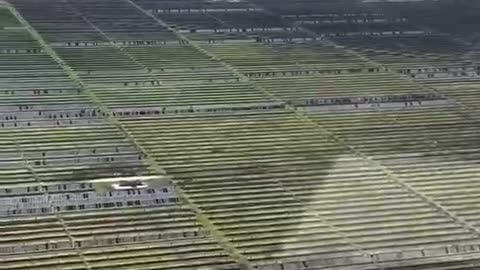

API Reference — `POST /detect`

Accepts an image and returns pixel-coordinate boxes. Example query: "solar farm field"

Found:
[2,0,480,269]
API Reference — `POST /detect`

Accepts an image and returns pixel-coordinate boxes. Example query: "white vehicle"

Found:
[111,180,148,190]
[86,175,168,190]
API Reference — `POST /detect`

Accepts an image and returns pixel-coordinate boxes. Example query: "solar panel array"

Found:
[2,0,480,269]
